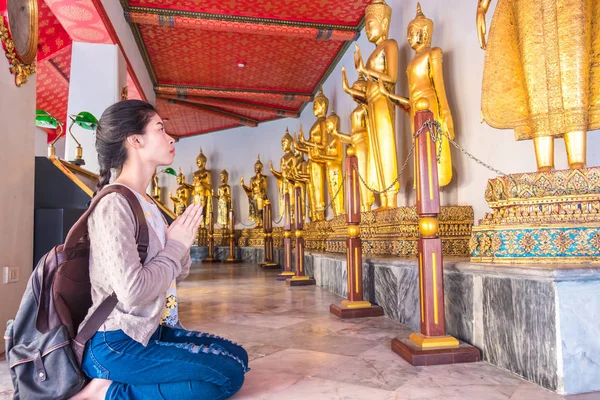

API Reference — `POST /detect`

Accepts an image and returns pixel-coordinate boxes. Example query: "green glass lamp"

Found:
[152,167,177,199]
[68,111,98,166]
[36,110,64,158]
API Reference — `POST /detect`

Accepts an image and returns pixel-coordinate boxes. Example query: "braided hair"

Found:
[95,100,157,195]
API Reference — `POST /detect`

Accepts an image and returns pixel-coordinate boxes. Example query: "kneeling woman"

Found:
[73,100,248,400]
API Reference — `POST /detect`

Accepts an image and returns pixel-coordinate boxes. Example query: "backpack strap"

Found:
[69,185,150,346]
[64,185,149,262]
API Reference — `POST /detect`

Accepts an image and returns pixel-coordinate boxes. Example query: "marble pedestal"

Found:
[190,246,266,264]
[303,251,600,396]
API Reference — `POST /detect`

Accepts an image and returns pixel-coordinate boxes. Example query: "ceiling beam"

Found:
[166,99,259,127]
[158,94,300,118]
[124,8,360,41]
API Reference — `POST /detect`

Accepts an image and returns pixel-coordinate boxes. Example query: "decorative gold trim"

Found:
[0,14,35,86]
[409,333,459,349]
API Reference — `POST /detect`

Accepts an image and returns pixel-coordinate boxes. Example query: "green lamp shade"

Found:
[163,167,177,176]
[35,110,58,129]
[71,112,99,130]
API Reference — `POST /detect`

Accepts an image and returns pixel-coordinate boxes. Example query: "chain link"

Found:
[238,220,257,228]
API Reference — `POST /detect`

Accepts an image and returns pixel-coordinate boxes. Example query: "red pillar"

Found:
[391,99,480,365]
[261,200,279,268]
[330,147,383,318]
[277,191,295,280]
[287,184,315,286]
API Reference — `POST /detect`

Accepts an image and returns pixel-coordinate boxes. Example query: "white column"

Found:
[66,42,127,173]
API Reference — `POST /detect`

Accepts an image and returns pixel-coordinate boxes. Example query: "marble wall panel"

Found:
[320,257,347,298]
[374,265,400,321]
[556,280,600,395]
[239,247,264,264]
[395,266,420,331]
[304,254,314,278]
[482,276,558,391]
[190,246,207,263]
[444,271,474,343]
[362,262,376,304]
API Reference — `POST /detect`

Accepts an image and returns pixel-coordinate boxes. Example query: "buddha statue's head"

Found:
[196,148,207,169]
[220,169,229,184]
[313,87,329,118]
[177,168,185,185]
[407,3,433,51]
[254,155,263,174]
[365,0,392,44]
[282,128,293,152]
[325,110,340,134]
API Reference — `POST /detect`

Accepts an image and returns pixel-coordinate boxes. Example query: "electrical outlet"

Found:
[3,267,19,284]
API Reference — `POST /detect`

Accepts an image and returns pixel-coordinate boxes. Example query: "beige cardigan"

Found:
[80,191,191,346]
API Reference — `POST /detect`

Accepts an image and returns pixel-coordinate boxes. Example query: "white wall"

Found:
[65,43,127,173]
[166,0,600,226]
[101,0,156,104]
[0,62,36,350]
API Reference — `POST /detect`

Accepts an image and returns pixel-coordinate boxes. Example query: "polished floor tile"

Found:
[1,262,597,400]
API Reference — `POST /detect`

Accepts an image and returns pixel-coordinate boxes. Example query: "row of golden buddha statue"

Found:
[166,149,269,229]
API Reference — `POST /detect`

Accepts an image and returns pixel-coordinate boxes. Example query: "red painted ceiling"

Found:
[121,0,368,138]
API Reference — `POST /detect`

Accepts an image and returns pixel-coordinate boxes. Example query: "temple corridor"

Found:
[2,262,592,400]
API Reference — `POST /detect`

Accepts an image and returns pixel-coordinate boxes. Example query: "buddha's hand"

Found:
[341,66,351,93]
[354,44,365,74]
[477,0,490,50]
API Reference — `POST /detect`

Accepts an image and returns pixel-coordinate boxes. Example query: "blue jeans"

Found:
[81,326,249,400]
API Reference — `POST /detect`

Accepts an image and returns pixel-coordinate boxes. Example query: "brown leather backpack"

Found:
[4,185,149,399]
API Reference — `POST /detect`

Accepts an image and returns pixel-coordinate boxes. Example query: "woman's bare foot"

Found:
[69,378,112,400]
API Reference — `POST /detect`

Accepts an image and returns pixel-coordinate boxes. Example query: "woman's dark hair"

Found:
[95,100,157,194]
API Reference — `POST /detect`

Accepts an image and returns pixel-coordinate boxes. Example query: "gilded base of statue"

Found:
[238,227,265,247]
[391,336,481,367]
[470,167,600,264]
[285,276,316,286]
[306,206,474,258]
[329,302,384,319]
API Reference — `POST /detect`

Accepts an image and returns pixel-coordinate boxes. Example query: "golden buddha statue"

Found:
[151,172,161,200]
[295,88,328,221]
[477,0,600,171]
[378,3,454,187]
[241,155,269,226]
[338,73,375,210]
[292,143,310,222]
[270,128,297,221]
[216,169,232,227]
[170,169,192,216]
[192,148,212,227]
[351,0,399,208]
[298,111,345,216]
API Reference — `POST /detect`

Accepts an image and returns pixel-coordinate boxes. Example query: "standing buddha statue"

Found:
[477,0,600,171]
[192,148,212,227]
[241,155,269,227]
[352,0,399,208]
[292,142,311,222]
[297,111,345,216]
[270,128,297,222]
[295,88,328,221]
[338,73,375,210]
[378,3,454,186]
[169,168,192,216]
[216,169,232,227]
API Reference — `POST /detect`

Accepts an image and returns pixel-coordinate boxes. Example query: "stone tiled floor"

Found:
[2,262,599,399]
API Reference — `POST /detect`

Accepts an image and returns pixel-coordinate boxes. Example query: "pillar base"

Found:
[202,257,219,263]
[277,271,295,281]
[285,276,316,286]
[391,335,480,367]
[224,258,242,263]
[329,302,384,319]
[260,262,280,269]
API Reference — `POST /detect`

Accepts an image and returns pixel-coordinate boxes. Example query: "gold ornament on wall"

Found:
[0,0,38,86]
